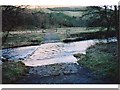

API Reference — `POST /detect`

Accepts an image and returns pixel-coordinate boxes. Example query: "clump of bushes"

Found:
[2,61,29,83]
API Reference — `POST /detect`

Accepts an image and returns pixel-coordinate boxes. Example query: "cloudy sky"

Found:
[0,0,119,6]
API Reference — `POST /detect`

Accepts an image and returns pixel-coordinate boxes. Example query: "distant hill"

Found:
[47,6,86,11]
[28,6,86,17]
[47,7,87,17]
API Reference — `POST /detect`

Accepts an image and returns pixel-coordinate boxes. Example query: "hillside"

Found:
[47,6,86,17]
[29,6,86,17]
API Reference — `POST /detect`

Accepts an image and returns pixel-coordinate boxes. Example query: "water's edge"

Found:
[1,37,117,66]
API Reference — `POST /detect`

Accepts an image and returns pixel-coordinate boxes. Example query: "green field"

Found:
[47,7,86,17]
[3,31,44,48]
[56,27,101,40]
[2,27,101,48]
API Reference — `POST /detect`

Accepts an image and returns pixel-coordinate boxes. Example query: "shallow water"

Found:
[2,37,117,66]
[23,40,96,66]
[2,46,40,60]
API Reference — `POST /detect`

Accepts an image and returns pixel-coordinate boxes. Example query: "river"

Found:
[1,37,117,66]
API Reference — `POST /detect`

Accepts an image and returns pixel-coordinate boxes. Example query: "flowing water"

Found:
[1,37,117,66]
[2,46,40,60]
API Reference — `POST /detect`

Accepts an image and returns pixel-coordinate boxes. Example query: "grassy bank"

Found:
[2,61,29,83]
[2,27,100,48]
[2,27,116,48]
[56,27,102,41]
[74,42,118,79]
[63,30,116,43]
[2,31,44,48]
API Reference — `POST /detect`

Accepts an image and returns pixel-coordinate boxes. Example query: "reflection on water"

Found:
[2,38,117,66]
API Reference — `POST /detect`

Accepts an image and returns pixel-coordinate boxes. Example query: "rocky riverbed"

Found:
[16,63,112,84]
[29,63,78,77]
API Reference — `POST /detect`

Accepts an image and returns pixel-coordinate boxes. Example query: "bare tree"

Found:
[81,5,118,41]
[2,5,24,43]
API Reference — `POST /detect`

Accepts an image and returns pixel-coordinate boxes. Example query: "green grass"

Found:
[7,27,99,46]
[2,27,104,48]
[2,61,29,83]
[47,7,86,17]
[3,31,44,48]
[76,42,118,78]
[61,11,83,17]
[56,27,101,41]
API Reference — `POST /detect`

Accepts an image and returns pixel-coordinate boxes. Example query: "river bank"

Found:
[2,27,116,48]
[63,30,116,43]
[3,61,114,84]
[2,32,44,49]
[74,42,118,82]
[2,61,29,84]
[2,40,118,83]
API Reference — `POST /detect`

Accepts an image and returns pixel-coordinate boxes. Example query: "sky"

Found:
[0,0,120,7]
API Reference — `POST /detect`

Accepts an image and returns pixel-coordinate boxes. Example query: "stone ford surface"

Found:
[22,40,97,66]
[29,63,78,77]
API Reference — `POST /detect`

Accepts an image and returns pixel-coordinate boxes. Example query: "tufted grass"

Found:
[76,42,118,78]
[2,61,29,83]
